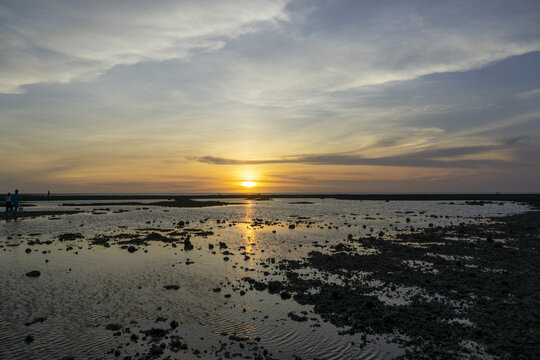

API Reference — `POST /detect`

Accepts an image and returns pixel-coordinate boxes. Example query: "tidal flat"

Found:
[1,196,538,359]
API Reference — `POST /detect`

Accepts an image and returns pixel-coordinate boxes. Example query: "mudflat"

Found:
[0,196,538,359]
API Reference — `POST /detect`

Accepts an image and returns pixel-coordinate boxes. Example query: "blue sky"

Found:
[1,0,539,193]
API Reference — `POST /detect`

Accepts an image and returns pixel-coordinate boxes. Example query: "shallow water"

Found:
[0,199,529,359]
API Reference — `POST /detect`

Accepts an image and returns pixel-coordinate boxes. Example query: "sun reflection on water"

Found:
[243,201,256,256]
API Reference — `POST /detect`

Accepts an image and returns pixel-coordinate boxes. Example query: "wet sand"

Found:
[3,210,83,220]
[256,210,540,359]
[0,197,538,359]
[59,198,231,208]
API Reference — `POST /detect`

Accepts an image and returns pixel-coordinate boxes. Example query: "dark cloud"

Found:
[197,141,528,169]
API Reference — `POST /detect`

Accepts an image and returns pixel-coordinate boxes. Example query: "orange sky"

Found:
[1,1,540,193]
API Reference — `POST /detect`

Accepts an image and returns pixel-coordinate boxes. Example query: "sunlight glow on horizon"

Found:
[241,181,257,188]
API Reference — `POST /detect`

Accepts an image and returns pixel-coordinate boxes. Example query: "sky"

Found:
[1,0,540,194]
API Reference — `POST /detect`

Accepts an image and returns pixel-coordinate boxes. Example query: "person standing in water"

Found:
[5,192,13,217]
[12,189,20,214]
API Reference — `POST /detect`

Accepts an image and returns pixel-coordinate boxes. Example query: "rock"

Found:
[170,320,179,329]
[267,281,282,294]
[145,232,170,242]
[219,242,228,249]
[58,233,84,241]
[141,328,169,340]
[24,335,34,343]
[127,246,137,253]
[332,243,351,252]
[24,317,47,326]
[253,282,267,291]
[106,324,122,331]
[331,289,344,299]
[25,271,41,277]
[148,344,164,357]
[184,237,193,251]
[280,292,292,300]
[287,312,308,322]
[25,248,31,253]
[164,284,180,290]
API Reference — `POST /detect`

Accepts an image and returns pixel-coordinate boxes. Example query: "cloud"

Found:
[516,88,540,100]
[210,1,540,108]
[198,154,510,168]
[3,0,540,99]
[0,0,289,93]
[197,139,529,169]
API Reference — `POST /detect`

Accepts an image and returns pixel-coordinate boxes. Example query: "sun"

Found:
[241,181,257,188]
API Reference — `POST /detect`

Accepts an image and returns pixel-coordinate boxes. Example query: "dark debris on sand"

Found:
[11,194,540,359]
[25,270,41,277]
[153,197,230,208]
[58,233,84,241]
[100,321,278,360]
[242,210,540,359]
[87,227,214,252]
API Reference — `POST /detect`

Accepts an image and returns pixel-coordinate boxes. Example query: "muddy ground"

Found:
[5,198,539,359]
[244,210,540,359]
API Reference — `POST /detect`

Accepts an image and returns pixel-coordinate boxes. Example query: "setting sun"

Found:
[241,181,257,188]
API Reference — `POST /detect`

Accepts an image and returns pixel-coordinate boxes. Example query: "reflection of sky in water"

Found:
[243,201,256,255]
[0,199,530,359]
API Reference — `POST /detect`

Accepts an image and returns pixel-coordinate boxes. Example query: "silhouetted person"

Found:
[5,192,13,217]
[12,189,20,214]
[48,190,50,196]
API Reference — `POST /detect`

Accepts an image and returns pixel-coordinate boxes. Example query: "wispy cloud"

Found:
[515,88,540,100]
[197,140,527,169]
[0,0,289,93]
[197,155,511,168]
[2,0,540,100]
